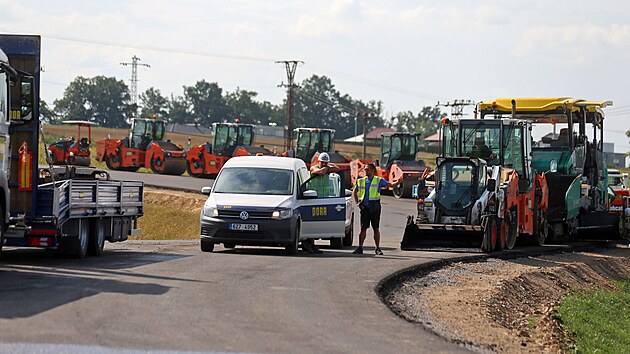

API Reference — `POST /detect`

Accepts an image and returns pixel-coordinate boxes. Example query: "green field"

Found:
[554,280,630,353]
[134,203,200,240]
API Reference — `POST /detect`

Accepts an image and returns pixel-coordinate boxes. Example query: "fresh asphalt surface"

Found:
[0,170,477,353]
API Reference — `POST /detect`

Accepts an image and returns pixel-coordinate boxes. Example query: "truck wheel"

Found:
[88,219,105,256]
[330,237,343,249]
[343,215,354,247]
[201,240,215,252]
[285,222,300,255]
[66,219,89,258]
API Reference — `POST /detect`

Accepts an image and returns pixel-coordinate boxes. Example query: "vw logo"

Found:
[239,211,249,220]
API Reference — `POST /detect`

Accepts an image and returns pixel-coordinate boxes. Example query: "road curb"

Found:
[375,242,611,350]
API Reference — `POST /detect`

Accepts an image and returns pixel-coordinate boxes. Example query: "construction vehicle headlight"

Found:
[271,209,292,220]
[550,159,558,172]
[203,205,219,217]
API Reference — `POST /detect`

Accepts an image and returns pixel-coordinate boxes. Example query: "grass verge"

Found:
[133,203,200,240]
[554,279,630,353]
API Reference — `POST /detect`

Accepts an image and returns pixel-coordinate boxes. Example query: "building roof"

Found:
[423,132,440,142]
[166,123,212,136]
[365,127,395,139]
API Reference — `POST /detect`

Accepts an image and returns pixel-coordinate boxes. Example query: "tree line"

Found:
[42,74,445,139]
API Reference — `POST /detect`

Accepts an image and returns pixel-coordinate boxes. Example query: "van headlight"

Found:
[271,209,292,220]
[203,204,218,217]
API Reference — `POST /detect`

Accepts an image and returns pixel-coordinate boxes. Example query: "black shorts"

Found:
[360,203,381,229]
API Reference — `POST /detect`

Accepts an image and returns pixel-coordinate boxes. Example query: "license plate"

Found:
[229,223,258,231]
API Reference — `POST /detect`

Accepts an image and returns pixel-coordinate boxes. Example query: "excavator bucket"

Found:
[400,215,485,251]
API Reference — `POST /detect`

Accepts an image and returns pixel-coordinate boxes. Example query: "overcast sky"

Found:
[1,0,629,153]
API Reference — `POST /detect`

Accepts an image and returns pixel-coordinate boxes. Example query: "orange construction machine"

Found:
[46,120,97,166]
[185,122,273,178]
[96,117,186,175]
[293,128,365,187]
[350,132,431,198]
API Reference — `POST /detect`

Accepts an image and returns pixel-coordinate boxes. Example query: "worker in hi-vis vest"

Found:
[352,163,401,255]
[305,152,340,254]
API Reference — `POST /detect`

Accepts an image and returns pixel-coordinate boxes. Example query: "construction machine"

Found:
[184,122,273,178]
[351,132,431,198]
[608,169,629,214]
[293,127,361,187]
[96,117,186,175]
[46,120,97,166]
[401,115,548,252]
[476,98,615,240]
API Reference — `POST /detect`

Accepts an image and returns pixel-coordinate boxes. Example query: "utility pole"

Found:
[121,55,151,118]
[276,60,302,152]
[359,112,378,159]
[437,99,475,119]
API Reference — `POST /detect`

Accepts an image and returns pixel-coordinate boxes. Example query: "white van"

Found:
[200,156,354,254]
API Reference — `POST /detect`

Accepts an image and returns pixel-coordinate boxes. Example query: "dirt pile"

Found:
[144,188,207,213]
[385,249,630,353]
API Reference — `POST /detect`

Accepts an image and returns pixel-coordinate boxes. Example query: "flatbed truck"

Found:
[0,34,143,258]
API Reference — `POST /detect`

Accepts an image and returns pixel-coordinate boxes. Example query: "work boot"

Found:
[352,247,363,254]
[301,241,314,254]
[375,248,383,255]
[312,244,323,254]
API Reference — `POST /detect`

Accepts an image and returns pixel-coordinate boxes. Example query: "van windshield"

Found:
[213,167,294,195]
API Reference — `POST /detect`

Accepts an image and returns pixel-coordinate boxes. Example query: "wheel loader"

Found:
[402,111,549,252]
[96,117,186,175]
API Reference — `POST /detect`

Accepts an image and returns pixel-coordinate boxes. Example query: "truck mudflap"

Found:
[400,215,485,251]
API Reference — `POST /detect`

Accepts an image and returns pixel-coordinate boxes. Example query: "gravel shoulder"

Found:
[383,248,630,353]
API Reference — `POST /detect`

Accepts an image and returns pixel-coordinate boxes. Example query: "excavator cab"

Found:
[295,128,334,163]
[212,123,255,156]
[379,132,418,170]
[129,118,165,150]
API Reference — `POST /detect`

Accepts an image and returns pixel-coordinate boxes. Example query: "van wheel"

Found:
[343,215,354,247]
[285,222,300,255]
[201,240,215,252]
[88,219,105,256]
[330,237,343,249]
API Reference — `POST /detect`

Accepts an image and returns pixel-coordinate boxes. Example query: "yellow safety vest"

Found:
[356,176,382,203]
[308,174,331,198]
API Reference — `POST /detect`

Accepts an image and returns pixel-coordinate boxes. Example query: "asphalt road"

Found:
[0,170,473,353]
[107,170,214,192]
